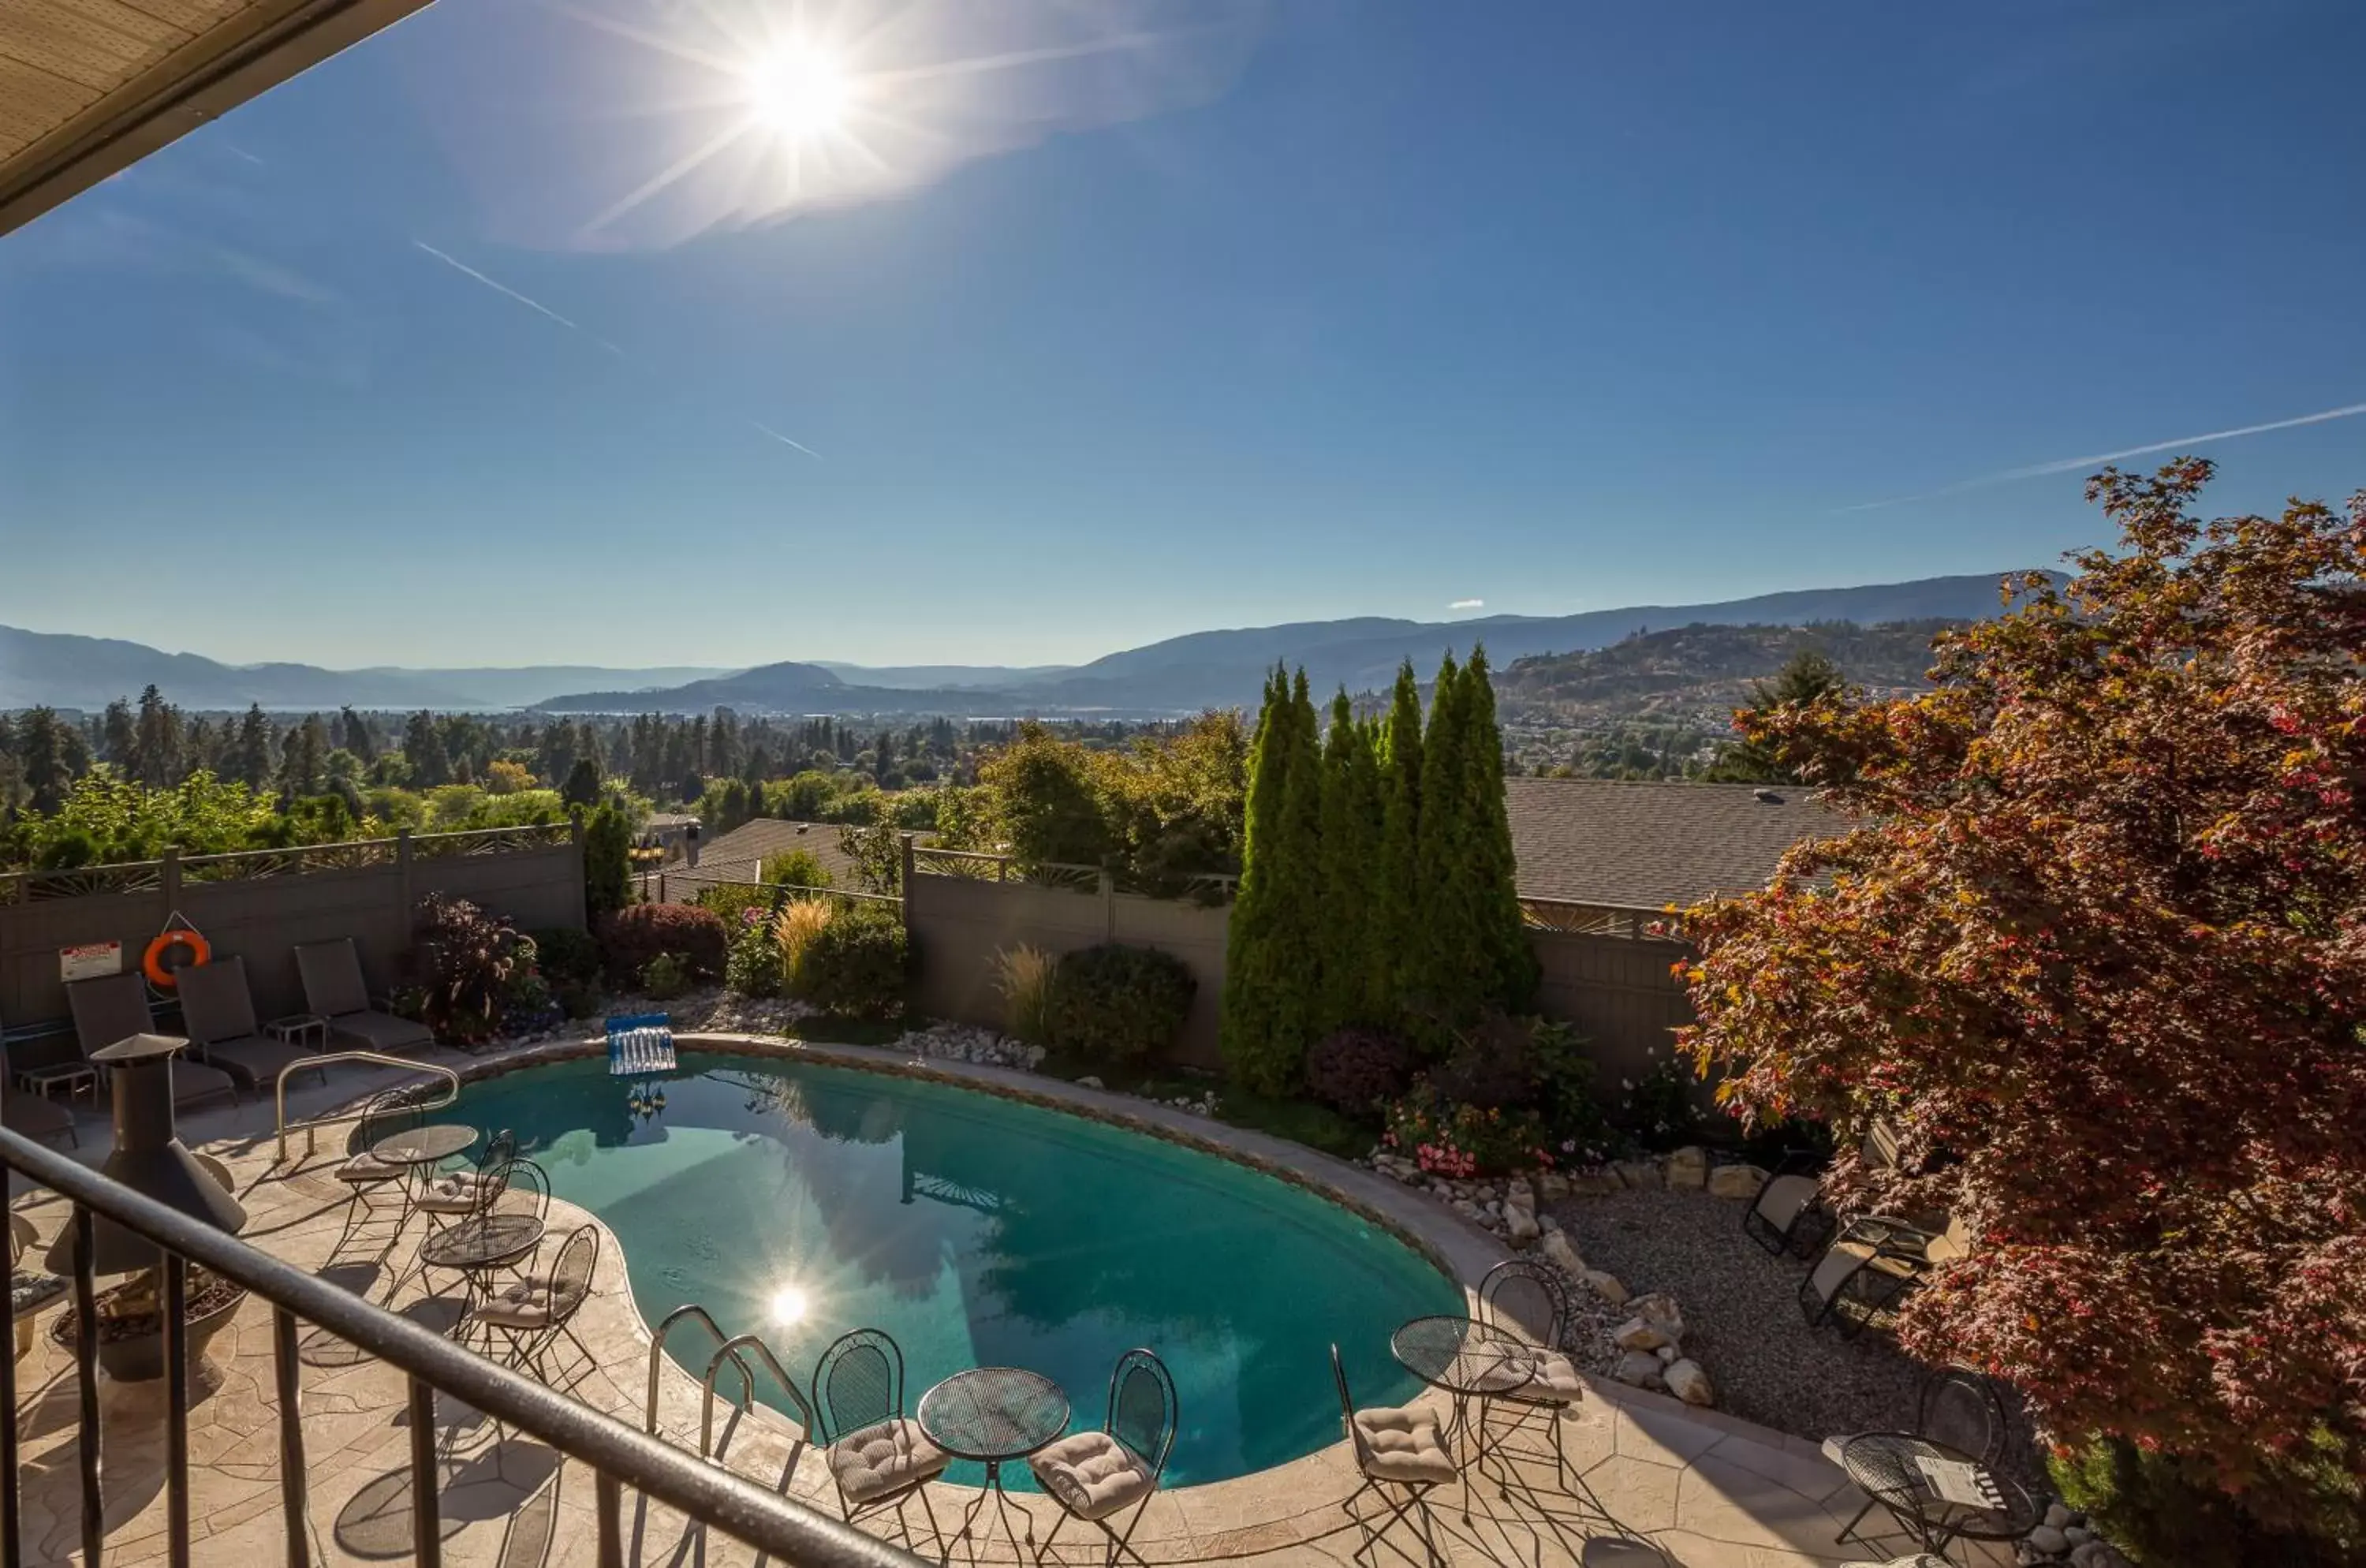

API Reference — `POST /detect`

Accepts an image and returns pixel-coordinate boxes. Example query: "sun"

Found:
[743,45,855,138]
[769,1285,810,1327]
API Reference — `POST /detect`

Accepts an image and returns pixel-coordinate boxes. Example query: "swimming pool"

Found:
[453,1053,1461,1487]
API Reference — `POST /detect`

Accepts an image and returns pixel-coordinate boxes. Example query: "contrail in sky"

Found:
[411,241,627,358]
[410,239,822,459]
[1838,400,2366,513]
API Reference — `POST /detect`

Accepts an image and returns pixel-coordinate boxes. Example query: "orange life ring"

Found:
[143,928,211,988]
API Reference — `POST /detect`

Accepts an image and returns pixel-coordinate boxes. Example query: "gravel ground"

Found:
[1547,1184,1931,1447]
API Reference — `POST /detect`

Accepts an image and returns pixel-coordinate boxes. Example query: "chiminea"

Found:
[45,1034,250,1380]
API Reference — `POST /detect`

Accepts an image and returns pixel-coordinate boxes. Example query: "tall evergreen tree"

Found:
[129,685,183,786]
[1705,647,1852,783]
[100,699,136,767]
[235,705,274,790]
[1411,652,1480,1020]
[1462,646,1537,1007]
[1317,689,1385,1032]
[1375,661,1424,1015]
[338,707,378,763]
[20,707,72,812]
[403,711,450,786]
[1222,668,1300,1092]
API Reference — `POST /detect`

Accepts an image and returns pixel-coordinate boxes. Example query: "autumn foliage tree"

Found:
[1677,461,2366,1539]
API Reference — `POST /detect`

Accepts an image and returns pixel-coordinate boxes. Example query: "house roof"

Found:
[0,0,435,236]
[1505,778,1849,910]
[658,817,931,901]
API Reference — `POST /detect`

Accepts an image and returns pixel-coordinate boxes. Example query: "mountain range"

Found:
[2,570,2028,717]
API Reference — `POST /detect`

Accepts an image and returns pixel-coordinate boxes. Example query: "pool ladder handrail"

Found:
[700,1333,817,1462]
[274,1052,463,1163]
[647,1304,753,1435]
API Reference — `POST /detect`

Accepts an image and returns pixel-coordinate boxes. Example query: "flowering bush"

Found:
[412,893,528,1046]
[724,920,786,998]
[1383,1078,1551,1177]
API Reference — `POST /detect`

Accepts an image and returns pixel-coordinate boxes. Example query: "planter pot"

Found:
[50,1273,247,1382]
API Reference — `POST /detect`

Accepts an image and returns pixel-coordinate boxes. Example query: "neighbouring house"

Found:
[652,818,935,902]
[636,813,703,865]
[1505,778,1848,931]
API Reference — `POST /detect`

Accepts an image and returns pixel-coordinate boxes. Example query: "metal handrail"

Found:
[700,1332,819,1461]
[648,1304,752,1433]
[0,1124,922,1568]
[274,1051,461,1163]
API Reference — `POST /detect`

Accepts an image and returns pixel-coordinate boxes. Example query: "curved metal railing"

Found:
[647,1304,752,1433]
[700,1332,818,1461]
[274,1051,461,1163]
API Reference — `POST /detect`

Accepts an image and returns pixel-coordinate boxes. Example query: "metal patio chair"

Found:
[1333,1342,1456,1567]
[809,1327,948,1549]
[1801,1214,1965,1338]
[412,1129,518,1241]
[1741,1148,1838,1258]
[1030,1347,1177,1567]
[465,1223,599,1383]
[1475,1256,1585,1488]
[330,1086,433,1220]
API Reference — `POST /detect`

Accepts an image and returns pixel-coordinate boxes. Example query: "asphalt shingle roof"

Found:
[1505,778,1849,909]
[661,818,882,899]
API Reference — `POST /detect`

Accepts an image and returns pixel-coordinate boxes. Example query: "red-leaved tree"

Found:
[1678,460,2366,1499]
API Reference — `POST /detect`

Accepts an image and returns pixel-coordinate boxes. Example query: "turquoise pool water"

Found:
[454,1055,1461,1487]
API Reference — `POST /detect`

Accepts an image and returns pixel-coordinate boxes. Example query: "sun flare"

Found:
[743,45,855,138]
[769,1285,810,1326]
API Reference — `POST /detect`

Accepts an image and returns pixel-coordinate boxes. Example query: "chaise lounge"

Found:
[66,973,237,1112]
[294,939,434,1054]
[178,956,327,1092]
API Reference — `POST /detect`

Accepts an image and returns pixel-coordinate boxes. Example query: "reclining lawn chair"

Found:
[1801,1214,1967,1338]
[66,973,237,1112]
[293,939,433,1054]
[178,956,326,1092]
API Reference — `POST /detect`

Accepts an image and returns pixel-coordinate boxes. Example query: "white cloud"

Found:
[1449,599,1484,610]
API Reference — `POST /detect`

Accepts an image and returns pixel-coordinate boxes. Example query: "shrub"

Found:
[1381,1081,1551,1178]
[2049,1431,2364,1568]
[528,926,603,988]
[763,849,833,889]
[1044,944,1196,1063]
[1304,1026,1414,1115]
[695,881,790,928]
[640,952,689,1001]
[789,904,909,1019]
[1614,1057,1704,1151]
[554,980,603,1021]
[772,899,834,978]
[725,922,786,998]
[600,902,726,985]
[411,893,527,1046]
[993,945,1056,1043]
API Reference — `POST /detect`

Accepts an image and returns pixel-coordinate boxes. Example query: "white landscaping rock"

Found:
[1537,1231,1585,1278]
[1583,1269,1629,1306]
[2026,1526,2070,1556]
[2043,1503,2072,1531]
[1611,1317,1670,1352]
[1663,1358,1715,1406]
[1506,1208,1541,1244]
[1610,1351,1663,1390]
[1707,1162,1768,1200]
[1611,1159,1663,1190]
[1075,1076,1104,1089]
[1664,1146,1708,1189]
[1565,1169,1623,1196]
[1628,1292,1685,1341]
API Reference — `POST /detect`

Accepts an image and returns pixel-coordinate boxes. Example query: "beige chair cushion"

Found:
[1504,1348,1584,1406]
[1352,1406,1457,1485]
[828,1419,949,1506]
[414,1172,491,1213]
[333,1152,402,1187]
[1029,1431,1155,1521]
[469,1275,584,1331]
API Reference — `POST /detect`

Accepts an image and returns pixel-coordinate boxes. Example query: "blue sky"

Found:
[3,0,2362,670]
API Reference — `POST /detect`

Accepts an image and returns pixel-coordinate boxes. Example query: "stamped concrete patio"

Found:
[5,1036,2001,1567]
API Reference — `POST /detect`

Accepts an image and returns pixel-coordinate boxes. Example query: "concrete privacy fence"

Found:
[0,823,587,1060]
[899,842,1697,1088]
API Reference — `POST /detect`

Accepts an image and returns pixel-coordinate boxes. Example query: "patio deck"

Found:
[3,1042,2006,1567]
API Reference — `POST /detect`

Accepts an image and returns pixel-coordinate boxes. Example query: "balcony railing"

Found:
[0,1124,923,1568]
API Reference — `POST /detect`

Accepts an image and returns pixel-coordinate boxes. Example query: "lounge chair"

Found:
[1801,1214,1967,1337]
[178,956,326,1093]
[1333,1342,1456,1566]
[1475,1257,1586,1488]
[1,1085,76,1148]
[464,1223,597,1382]
[293,939,433,1054]
[65,973,237,1112]
[1031,1348,1177,1568]
[810,1327,948,1548]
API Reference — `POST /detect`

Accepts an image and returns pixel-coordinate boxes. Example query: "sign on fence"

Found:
[57,940,123,983]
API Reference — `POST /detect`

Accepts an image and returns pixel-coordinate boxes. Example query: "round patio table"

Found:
[1391,1315,1539,1519]
[370,1123,478,1168]
[1834,1432,2037,1556]
[418,1212,545,1342]
[917,1367,1069,1559]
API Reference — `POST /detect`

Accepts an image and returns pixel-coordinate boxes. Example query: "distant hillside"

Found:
[0,625,732,711]
[1498,618,1956,727]
[812,661,1073,690]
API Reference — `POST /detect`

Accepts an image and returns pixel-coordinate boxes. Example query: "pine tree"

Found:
[235,705,274,790]
[1222,669,1292,1089]
[1267,670,1327,1068]
[403,711,450,787]
[1375,661,1424,1016]
[1462,646,1537,1008]
[1317,689,1384,1032]
[100,699,135,767]
[20,707,71,812]
[1414,651,1484,1023]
